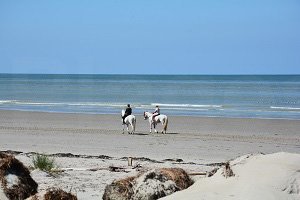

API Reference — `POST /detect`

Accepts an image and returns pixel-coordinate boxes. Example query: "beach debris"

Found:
[132,163,142,170]
[0,150,23,155]
[0,152,38,200]
[109,166,128,173]
[128,157,133,166]
[188,172,207,176]
[50,165,134,173]
[222,162,235,178]
[103,168,194,200]
[206,168,219,177]
[121,156,163,164]
[48,153,112,160]
[163,158,184,163]
[206,161,226,167]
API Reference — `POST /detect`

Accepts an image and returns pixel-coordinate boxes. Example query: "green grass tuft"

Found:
[32,153,55,172]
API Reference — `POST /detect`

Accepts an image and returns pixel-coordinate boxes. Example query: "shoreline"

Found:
[1,102,300,120]
[1,108,300,121]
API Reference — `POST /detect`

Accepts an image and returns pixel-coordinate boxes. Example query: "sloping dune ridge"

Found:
[162,152,300,200]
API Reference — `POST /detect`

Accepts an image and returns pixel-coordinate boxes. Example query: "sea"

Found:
[0,74,299,119]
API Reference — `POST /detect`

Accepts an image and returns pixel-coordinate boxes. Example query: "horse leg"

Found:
[154,122,158,133]
[149,121,152,133]
[129,123,133,134]
[131,118,136,134]
[132,118,136,134]
[122,124,125,134]
[127,124,130,134]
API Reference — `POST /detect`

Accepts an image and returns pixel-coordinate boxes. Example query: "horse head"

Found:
[143,111,148,120]
[121,109,125,117]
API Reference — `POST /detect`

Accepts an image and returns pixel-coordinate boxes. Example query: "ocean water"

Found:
[0,74,299,119]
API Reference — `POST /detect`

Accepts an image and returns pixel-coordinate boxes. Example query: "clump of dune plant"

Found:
[32,153,55,172]
[44,188,78,200]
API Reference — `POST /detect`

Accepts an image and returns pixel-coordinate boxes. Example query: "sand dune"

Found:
[163,152,300,200]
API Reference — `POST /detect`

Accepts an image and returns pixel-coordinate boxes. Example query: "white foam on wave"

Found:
[136,106,209,111]
[270,106,300,111]
[151,103,222,108]
[15,102,65,106]
[0,100,126,107]
[0,100,18,104]
[67,102,125,107]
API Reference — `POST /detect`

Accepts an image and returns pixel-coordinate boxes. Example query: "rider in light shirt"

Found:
[152,105,160,121]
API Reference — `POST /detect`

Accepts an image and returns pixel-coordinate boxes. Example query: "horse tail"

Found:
[133,117,136,132]
[163,117,168,133]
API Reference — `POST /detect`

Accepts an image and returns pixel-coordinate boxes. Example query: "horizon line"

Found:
[0,73,299,76]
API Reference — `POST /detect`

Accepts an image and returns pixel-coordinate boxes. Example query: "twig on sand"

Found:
[188,172,207,176]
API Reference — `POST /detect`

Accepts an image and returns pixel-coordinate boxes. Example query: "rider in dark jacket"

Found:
[122,104,132,124]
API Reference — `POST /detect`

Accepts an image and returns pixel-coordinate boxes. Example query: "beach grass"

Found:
[32,154,55,172]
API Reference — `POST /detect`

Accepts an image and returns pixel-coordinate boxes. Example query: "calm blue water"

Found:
[0,74,299,119]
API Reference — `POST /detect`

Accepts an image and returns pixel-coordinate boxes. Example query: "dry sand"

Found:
[0,110,299,199]
[163,152,300,200]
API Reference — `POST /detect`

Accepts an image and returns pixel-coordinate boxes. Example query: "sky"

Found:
[0,0,299,74]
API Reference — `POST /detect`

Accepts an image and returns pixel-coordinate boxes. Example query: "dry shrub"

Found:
[0,153,38,200]
[103,176,135,200]
[159,168,194,190]
[222,162,235,178]
[44,188,77,200]
[103,168,193,200]
[132,169,179,200]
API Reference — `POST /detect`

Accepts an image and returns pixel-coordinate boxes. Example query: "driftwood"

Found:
[188,172,207,176]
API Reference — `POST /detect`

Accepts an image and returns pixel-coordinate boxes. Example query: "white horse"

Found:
[143,111,168,134]
[121,110,136,134]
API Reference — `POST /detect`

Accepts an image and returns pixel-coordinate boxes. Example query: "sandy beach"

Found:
[1,110,300,199]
